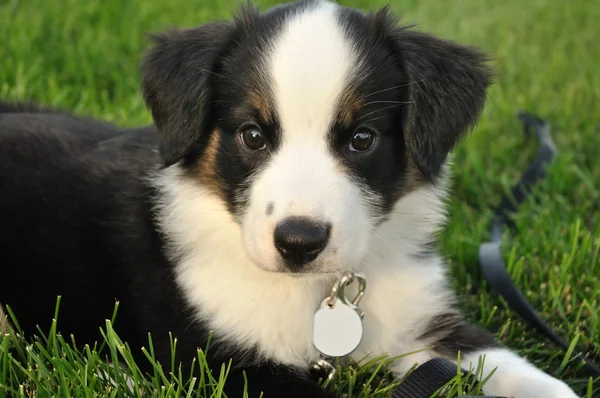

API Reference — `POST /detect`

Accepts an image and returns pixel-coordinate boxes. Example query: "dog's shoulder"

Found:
[0,101,55,114]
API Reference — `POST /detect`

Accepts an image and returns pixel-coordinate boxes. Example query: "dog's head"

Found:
[142,0,491,275]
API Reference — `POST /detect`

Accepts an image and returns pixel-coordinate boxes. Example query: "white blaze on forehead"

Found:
[268,0,359,140]
[242,1,372,273]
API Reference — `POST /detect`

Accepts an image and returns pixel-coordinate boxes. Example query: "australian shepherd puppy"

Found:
[0,1,578,397]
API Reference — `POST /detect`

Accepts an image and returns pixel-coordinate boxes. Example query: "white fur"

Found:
[150,1,579,397]
[269,0,358,135]
[462,349,579,398]
[241,0,372,273]
[153,165,327,367]
[152,162,449,369]
[152,2,452,369]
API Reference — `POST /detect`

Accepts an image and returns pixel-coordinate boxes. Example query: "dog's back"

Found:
[0,103,158,346]
[0,102,49,114]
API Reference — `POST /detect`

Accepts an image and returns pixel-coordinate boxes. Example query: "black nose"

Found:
[274,217,331,268]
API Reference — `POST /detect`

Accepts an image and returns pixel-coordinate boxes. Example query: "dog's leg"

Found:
[461,347,578,398]
[423,312,579,398]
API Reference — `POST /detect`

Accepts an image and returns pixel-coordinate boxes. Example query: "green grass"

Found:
[1,0,599,396]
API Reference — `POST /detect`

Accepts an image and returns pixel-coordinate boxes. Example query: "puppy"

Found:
[0,1,578,397]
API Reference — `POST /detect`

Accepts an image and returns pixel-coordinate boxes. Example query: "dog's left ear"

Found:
[140,21,235,167]
[373,9,493,179]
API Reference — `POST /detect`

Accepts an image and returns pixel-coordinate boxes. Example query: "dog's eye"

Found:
[349,130,376,152]
[240,126,266,151]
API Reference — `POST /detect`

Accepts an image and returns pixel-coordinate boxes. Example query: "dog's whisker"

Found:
[197,68,247,90]
[361,100,414,108]
[361,80,426,99]
[356,104,405,122]
[360,116,385,125]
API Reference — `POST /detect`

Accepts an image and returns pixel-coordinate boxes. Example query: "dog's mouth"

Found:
[254,257,342,277]
[279,267,321,276]
[272,263,334,276]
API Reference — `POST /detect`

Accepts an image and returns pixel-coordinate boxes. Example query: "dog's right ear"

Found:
[368,7,492,180]
[140,21,234,167]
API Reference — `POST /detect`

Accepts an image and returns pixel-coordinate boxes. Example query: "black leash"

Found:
[393,112,599,398]
[478,111,600,376]
[391,357,502,398]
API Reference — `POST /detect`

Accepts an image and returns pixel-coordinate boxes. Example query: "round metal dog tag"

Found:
[313,297,364,358]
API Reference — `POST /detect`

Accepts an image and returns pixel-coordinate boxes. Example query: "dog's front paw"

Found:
[482,367,579,398]
[464,349,579,398]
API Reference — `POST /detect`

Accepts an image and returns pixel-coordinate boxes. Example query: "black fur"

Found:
[141,20,234,168]
[369,7,492,180]
[141,2,316,216]
[0,2,493,397]
[0,108,332,397]
[330,6,413,215]
[334,5,491,214]
[141,1,490,220]
[266,202,275,216]
[420,312,501,358]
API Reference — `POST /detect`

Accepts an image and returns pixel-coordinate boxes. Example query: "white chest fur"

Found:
[152,167,581,398]
[173,243,450,370]
[151,166,451,369]
[176,252,327,366]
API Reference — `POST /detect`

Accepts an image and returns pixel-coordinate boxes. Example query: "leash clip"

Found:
[325,271,367,316]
